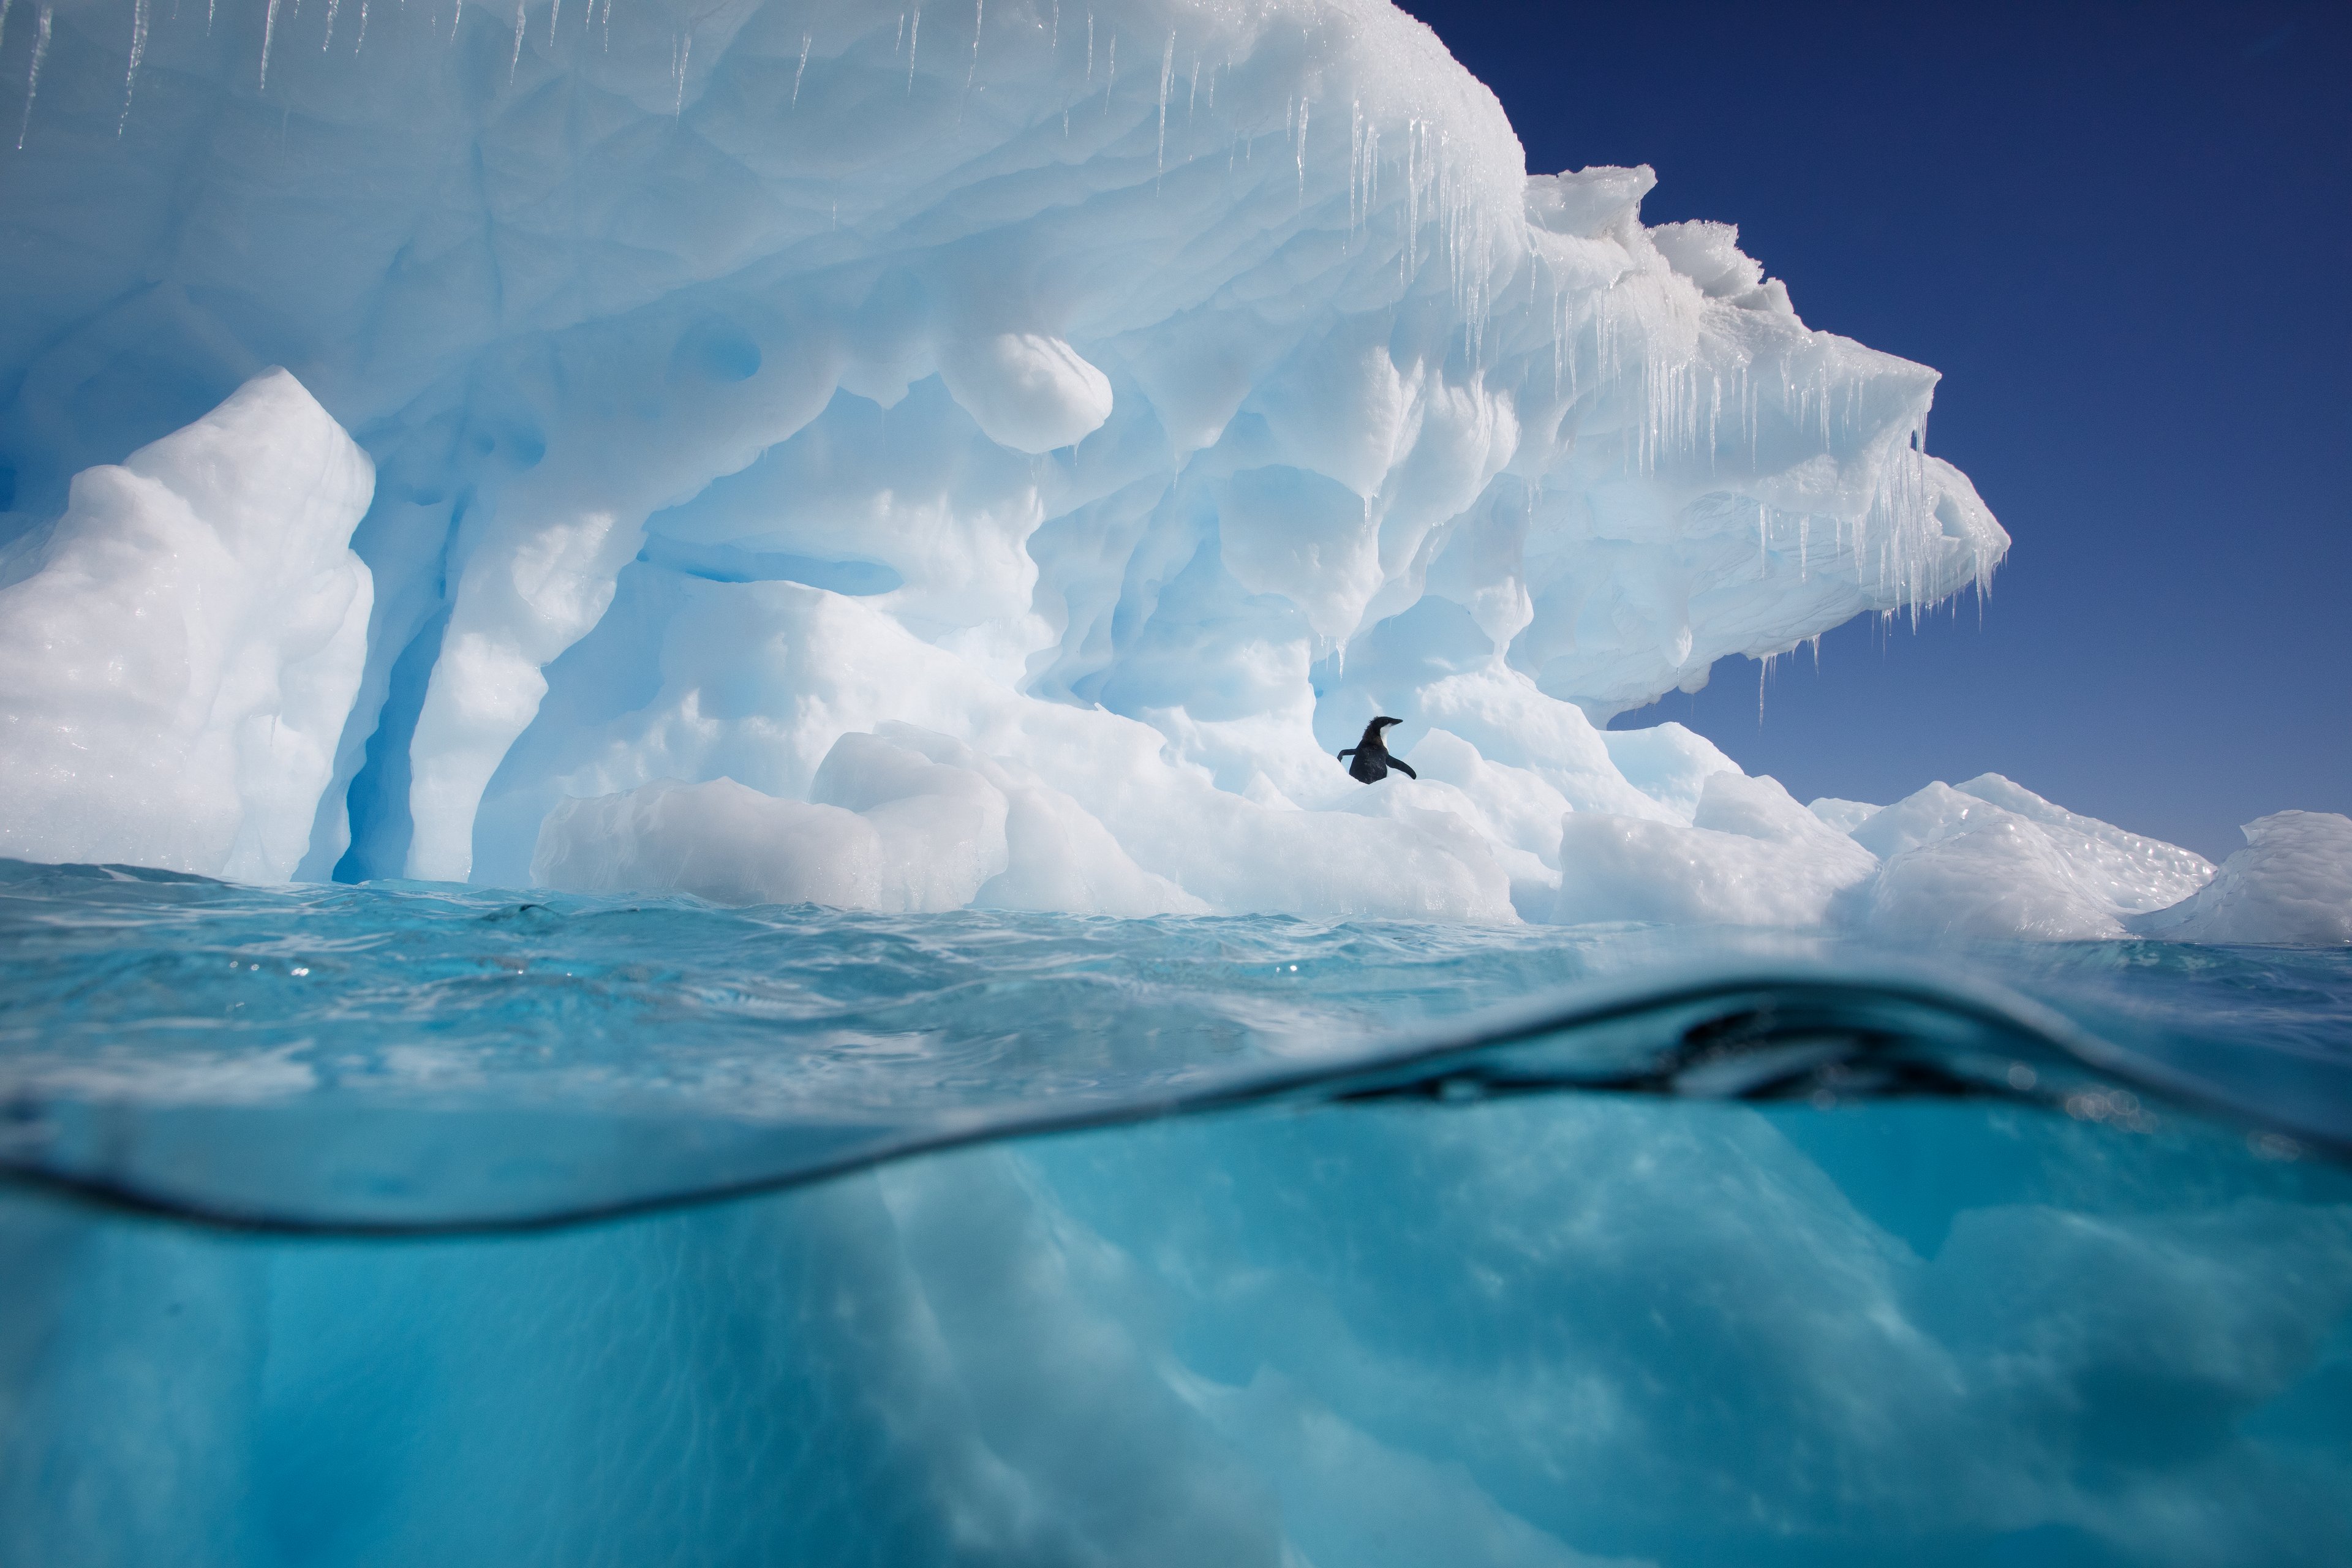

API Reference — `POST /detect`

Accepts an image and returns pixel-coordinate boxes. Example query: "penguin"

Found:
[1338,716,1417,784]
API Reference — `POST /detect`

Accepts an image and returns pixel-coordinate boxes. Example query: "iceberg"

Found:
[0,371,373,881]
[2133,812,2352,948]
[1845,774,2219,942]
[0,0,2340,940]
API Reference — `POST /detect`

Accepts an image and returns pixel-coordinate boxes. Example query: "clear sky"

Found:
[1398,0,2351,861]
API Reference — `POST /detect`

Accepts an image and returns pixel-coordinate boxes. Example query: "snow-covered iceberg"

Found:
[0,0,2339,938]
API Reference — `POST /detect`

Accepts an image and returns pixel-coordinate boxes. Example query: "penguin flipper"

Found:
[1337,748,1356,761]
[1390,760,1418,780]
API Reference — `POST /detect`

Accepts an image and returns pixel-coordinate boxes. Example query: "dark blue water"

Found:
[4,859,2350,1566]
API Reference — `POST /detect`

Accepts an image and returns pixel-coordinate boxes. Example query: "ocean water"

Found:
[2,859,2349,1566]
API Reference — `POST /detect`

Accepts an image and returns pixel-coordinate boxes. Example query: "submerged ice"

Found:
[7,1071,2352,1567]
[0,0,2340,938]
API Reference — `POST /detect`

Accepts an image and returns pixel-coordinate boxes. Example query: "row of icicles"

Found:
[3,0,1974,624]
[6,0,1502,315]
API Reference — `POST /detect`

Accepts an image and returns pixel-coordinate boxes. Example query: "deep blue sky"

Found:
[1399,0,2350,860]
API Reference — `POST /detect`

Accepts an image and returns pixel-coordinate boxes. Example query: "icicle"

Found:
[1154,29,1172,182]
[905,6,918,95]
[791,31,809,105]
[259,0,282,86]
[964,0,981,94]
[1048,0,1056,51]
[1294,96,1307,203]
[1347,104,1360,235]
[1101,29,1113,115]
[1185,51,1196,126]
[1707,374,1722,477]
[17,2,50,148]
[510,0,525,82]
[323,0,338,48]
[354,0,366,50]
[674,28,690,115]
[119,0,150,133]
[547,0,557,47]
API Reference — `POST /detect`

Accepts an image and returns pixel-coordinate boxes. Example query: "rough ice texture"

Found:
[0,371,373,882]
[2133,813,2352,948]
[0,0,2310,943]
[1847,775,2216,943]
[1550,772,1879,927]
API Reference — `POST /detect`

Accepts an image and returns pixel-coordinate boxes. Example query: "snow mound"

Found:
[1551,772,1877,927]
[0,370,372,881]
[518,579,1514,921]
[534,726,1213,916]
[1856,816,2136,943]
[1948,773,2214,914]
[2134,813,2352,948]
[1845,775,2216,943]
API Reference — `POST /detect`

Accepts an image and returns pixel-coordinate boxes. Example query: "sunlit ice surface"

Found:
[2,863,2349,1566]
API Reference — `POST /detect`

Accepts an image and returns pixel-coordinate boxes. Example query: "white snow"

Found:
[1550,771,1879,928]
[0,0,2329,945]
[1806,797,1881,834]
[1847,775,2217,942]
[2133,812,2352,947]
[1946,772,2214,914]
[1856,815,2136,943]
[937,333,1118,456]
[0,369,373,881]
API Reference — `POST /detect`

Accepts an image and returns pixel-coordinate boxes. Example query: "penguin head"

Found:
[1357,715,1403,746]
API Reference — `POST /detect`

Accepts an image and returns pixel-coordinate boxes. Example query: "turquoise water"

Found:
[3,859,2350,1564]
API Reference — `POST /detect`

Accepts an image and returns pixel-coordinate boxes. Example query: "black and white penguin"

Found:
[1338,716,1417,784]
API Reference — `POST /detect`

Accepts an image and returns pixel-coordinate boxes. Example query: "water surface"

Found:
[3,861,2348,1566]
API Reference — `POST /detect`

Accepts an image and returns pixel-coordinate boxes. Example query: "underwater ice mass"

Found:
[17,0,2342,939]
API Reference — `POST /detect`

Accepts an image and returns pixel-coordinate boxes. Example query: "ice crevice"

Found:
[0,0,2342,940]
